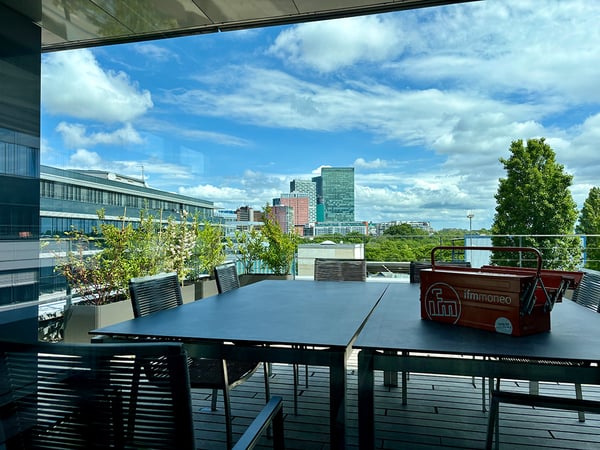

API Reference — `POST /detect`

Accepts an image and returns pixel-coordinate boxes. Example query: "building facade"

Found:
[314,167,355,223]
[274,193,309,235]
[289,179,317,224]
[39,165,216,296]
[0,6,40,340]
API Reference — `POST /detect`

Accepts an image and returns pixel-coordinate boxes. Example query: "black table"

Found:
[92,280,390,449]
[355,283,600,449]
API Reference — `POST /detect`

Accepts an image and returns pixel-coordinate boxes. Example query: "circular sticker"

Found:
[423,282,461,324]
[495,317,513,335]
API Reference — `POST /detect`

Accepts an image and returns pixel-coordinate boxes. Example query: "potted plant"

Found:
[188,220,227,299]
[258,204,299,279]
[226,227,268,286]
[59,208,196,341]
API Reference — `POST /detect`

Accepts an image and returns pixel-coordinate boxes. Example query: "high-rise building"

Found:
[270,204,294,234]
[274,193,309,235]
[289,179,317,224]
[313,167,355,223]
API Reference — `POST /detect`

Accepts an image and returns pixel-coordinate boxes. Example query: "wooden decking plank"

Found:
[191,351,600,449]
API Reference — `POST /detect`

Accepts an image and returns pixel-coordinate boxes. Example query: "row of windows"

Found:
[41,180,212,216]
[0,142,39,177]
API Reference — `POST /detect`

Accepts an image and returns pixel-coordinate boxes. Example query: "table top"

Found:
[354,283,600,362]
[93,280,389,348]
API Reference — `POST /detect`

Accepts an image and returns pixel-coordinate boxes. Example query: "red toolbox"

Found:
[419,246,583,336]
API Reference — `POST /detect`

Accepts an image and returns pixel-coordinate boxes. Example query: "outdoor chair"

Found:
[0,340,195,449]
[314,258,367,281]
[489,270,600,422]
[485,389,600,450]
[570,269,600,312]
[215,261,241,293]
[128,272,271,449]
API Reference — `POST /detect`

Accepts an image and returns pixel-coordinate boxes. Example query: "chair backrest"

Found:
[314,258,367,281]
[215,262,240,293]
[571,269,600,312]
[129,272,183,318]
[0,340,195,449]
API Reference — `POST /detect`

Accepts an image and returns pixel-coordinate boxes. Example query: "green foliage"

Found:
[226,228,265,274]
[364,233,463,263]
[490,138,581,269]
[56,209,213,304]
[576,187,600,270]
[383,223,429,237]
[259,205,299,275]
[191,220,226,278]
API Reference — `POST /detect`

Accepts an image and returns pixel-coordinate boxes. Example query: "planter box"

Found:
[63,299,133,343]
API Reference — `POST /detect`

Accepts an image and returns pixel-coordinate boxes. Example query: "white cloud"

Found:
[268,15,404,72]
[42,49,153,123]
[69,149,103,167]
[56,122,144,148]
[354,158,388,169]
[133,43,178,62]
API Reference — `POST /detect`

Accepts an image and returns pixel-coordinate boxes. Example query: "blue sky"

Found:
[40,0,600,230]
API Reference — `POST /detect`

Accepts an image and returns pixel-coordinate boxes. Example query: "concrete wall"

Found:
[297,243,364,278]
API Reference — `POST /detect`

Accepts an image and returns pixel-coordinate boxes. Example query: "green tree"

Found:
[192,220,226,278]
[226,227,265,275]
[490,138,581,270]
[576,187,600,270]
[384,223,428,237]
[259,205,298,275]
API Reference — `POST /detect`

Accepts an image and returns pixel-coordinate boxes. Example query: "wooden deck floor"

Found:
[192,351,600,449]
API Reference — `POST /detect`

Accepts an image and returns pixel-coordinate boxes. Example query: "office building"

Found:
[39,165,216,296]
[290,179,317,224]
[274,193,309,235]
[313,167,355,223]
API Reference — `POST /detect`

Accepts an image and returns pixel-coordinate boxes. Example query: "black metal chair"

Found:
[128,272,271,449]
[0,340,195,449]
[490,270,597,422]
[314,258,367,281]
[215,261,241,293]
[0,339,284,450]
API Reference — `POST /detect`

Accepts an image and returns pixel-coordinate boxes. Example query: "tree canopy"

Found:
[490,138,581,269]
[576,187,600,270]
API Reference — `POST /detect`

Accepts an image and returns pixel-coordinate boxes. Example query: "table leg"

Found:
[383,349,398,387]
[329,350,347,450]
[358,349,375,450]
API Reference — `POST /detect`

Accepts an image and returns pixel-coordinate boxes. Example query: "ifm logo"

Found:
[424,282,461,324]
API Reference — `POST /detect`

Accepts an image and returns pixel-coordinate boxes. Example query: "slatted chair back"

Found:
[129,272,182,318]
[571,269,600,312]
[314,258,367,281]
[215,262,241,293]
[0,340,195,450]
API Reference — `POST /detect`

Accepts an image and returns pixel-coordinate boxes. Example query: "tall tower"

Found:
[319,167,354,222]
[289,179,316,224]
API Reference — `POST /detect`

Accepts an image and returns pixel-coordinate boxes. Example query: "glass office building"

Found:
[317,167,355,223]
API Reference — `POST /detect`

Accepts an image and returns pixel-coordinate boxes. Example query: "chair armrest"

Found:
[233,396,284,450]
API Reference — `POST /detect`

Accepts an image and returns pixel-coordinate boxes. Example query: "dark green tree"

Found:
[384,223,429,237]
[490,138,581,270]
[576,187,600,270]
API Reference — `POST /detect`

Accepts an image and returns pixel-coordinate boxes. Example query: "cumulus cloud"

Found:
[69,149,103,167]
[354,158,388,169]
[268,15,405,72]
[42,49,153,122]
[56,122,144,148]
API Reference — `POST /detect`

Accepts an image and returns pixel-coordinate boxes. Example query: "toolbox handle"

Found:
[430,246,542,276]
[431,246,544,315]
